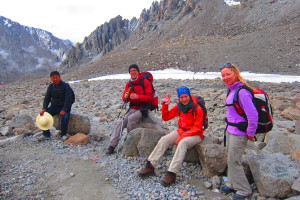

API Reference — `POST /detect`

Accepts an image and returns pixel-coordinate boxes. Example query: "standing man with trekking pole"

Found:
[106,64,154,154]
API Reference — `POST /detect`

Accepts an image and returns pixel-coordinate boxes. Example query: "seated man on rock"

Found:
[39,71,75,141]
[138,87,205,186]
[106,64,154,154]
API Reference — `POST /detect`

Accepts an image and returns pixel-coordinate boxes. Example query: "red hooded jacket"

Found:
[122,73,154,109]
[161,96,205,144]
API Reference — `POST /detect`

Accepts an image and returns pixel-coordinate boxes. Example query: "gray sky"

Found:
[0,0,155,43]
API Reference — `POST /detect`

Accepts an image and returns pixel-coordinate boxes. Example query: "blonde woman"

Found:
[219,63,258,200]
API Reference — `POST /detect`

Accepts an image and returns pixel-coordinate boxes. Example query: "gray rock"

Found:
[53,113,90,135]
[276,121,295,133]
[0,126,12,136]
[182,146,200,164]
[291,177,300,192]
[196,142,227,178]
[263,131,291,155]
[263,131,300,161]
[247,152,300,198]
[122,127,165,158]
[11,115,34,129]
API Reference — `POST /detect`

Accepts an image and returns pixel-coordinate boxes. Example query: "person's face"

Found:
[179,94,191,105]
[221,67,238,86]
[51,75,61,85]
[129,69,139,79]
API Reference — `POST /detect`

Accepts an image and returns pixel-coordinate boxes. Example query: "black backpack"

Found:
[192,96,208,130]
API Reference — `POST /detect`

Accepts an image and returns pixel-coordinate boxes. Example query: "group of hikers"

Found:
[39,63,261,200]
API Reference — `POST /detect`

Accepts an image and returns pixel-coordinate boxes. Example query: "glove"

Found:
[40,109,46,116]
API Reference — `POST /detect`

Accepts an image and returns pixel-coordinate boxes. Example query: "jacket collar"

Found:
[227,81,243,91]
[130,73,142,84]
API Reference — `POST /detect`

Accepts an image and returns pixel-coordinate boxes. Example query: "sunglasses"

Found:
[219,63,234,71]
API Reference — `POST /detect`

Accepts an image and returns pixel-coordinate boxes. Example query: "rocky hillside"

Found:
[60,0,300,81]
[0,16,73,83]
[60,16,138,73]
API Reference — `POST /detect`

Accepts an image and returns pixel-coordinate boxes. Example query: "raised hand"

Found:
[162,94,172,105]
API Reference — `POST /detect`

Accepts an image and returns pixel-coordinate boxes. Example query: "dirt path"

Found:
[0,140,120,200]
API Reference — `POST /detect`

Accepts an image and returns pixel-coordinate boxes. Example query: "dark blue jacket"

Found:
[43,81,73,112]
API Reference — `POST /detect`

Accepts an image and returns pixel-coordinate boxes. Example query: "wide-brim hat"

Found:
[36,112,54,130]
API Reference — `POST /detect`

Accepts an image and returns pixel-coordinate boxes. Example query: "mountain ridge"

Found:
[61,0,300,81]
[0,16,73,83]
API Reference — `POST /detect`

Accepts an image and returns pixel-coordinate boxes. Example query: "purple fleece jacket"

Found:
[226,81,258,137]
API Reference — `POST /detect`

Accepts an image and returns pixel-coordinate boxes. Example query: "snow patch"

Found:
[3,19,12,27]
[224,0,240,6]
[83,68,300,84]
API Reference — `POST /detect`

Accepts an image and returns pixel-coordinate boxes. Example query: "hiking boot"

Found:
[161,171,176,187]
[106,146,115,155]
[232,194,250,200]
[220,185,234,195]
[138,161,155,177]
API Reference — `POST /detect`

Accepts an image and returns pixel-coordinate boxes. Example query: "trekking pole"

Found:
[114,104,129,189]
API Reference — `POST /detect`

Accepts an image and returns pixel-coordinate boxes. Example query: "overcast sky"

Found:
[0,0,155,43]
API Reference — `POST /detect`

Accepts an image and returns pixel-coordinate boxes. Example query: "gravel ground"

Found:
[0,134,230,200]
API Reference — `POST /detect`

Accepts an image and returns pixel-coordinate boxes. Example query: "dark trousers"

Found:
[43,107,71,137]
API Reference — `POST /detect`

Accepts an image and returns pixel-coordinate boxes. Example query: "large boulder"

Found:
[183,136,220,164]
[247,152,300,198]
[11,114,34,129]
[263,131,300,161]
[121,128,166,158]
[121,113,167,158]
[195,136,227,177]
[54,113,90,135]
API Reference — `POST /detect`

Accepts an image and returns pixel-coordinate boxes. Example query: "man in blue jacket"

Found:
[39,71,74,141]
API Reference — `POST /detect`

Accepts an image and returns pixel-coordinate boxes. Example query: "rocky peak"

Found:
[59,0,201,73]
[60,16,138,73]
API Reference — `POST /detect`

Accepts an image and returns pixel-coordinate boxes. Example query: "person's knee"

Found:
[177,142,188,150]
[159,135,169,144]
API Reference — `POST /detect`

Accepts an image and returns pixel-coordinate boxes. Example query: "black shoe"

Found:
[233,194,249,200]
[106,146,115,155]
[220,185,234,195]
[37,135,51,141]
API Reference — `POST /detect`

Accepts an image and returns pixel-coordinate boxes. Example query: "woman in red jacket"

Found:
[138,87,205,186]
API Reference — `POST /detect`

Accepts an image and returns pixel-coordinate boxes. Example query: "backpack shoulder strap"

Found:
[233,85,253,103]
[233,85,254,116]
[140,76,154,92]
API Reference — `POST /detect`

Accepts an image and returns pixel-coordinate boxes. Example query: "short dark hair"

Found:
[50,71,60,77]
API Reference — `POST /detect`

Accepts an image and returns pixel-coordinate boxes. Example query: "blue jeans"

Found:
[43,107,71,137]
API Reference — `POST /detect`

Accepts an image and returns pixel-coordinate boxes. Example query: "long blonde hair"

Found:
[225,63,253,91]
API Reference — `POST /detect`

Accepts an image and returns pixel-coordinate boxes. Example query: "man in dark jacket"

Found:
[107,64,154,154]
[39,71,74,140]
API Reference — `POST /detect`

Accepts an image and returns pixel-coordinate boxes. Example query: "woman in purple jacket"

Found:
[219,63,258,200]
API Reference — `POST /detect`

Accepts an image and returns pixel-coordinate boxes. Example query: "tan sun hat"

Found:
[36,112,54,130]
